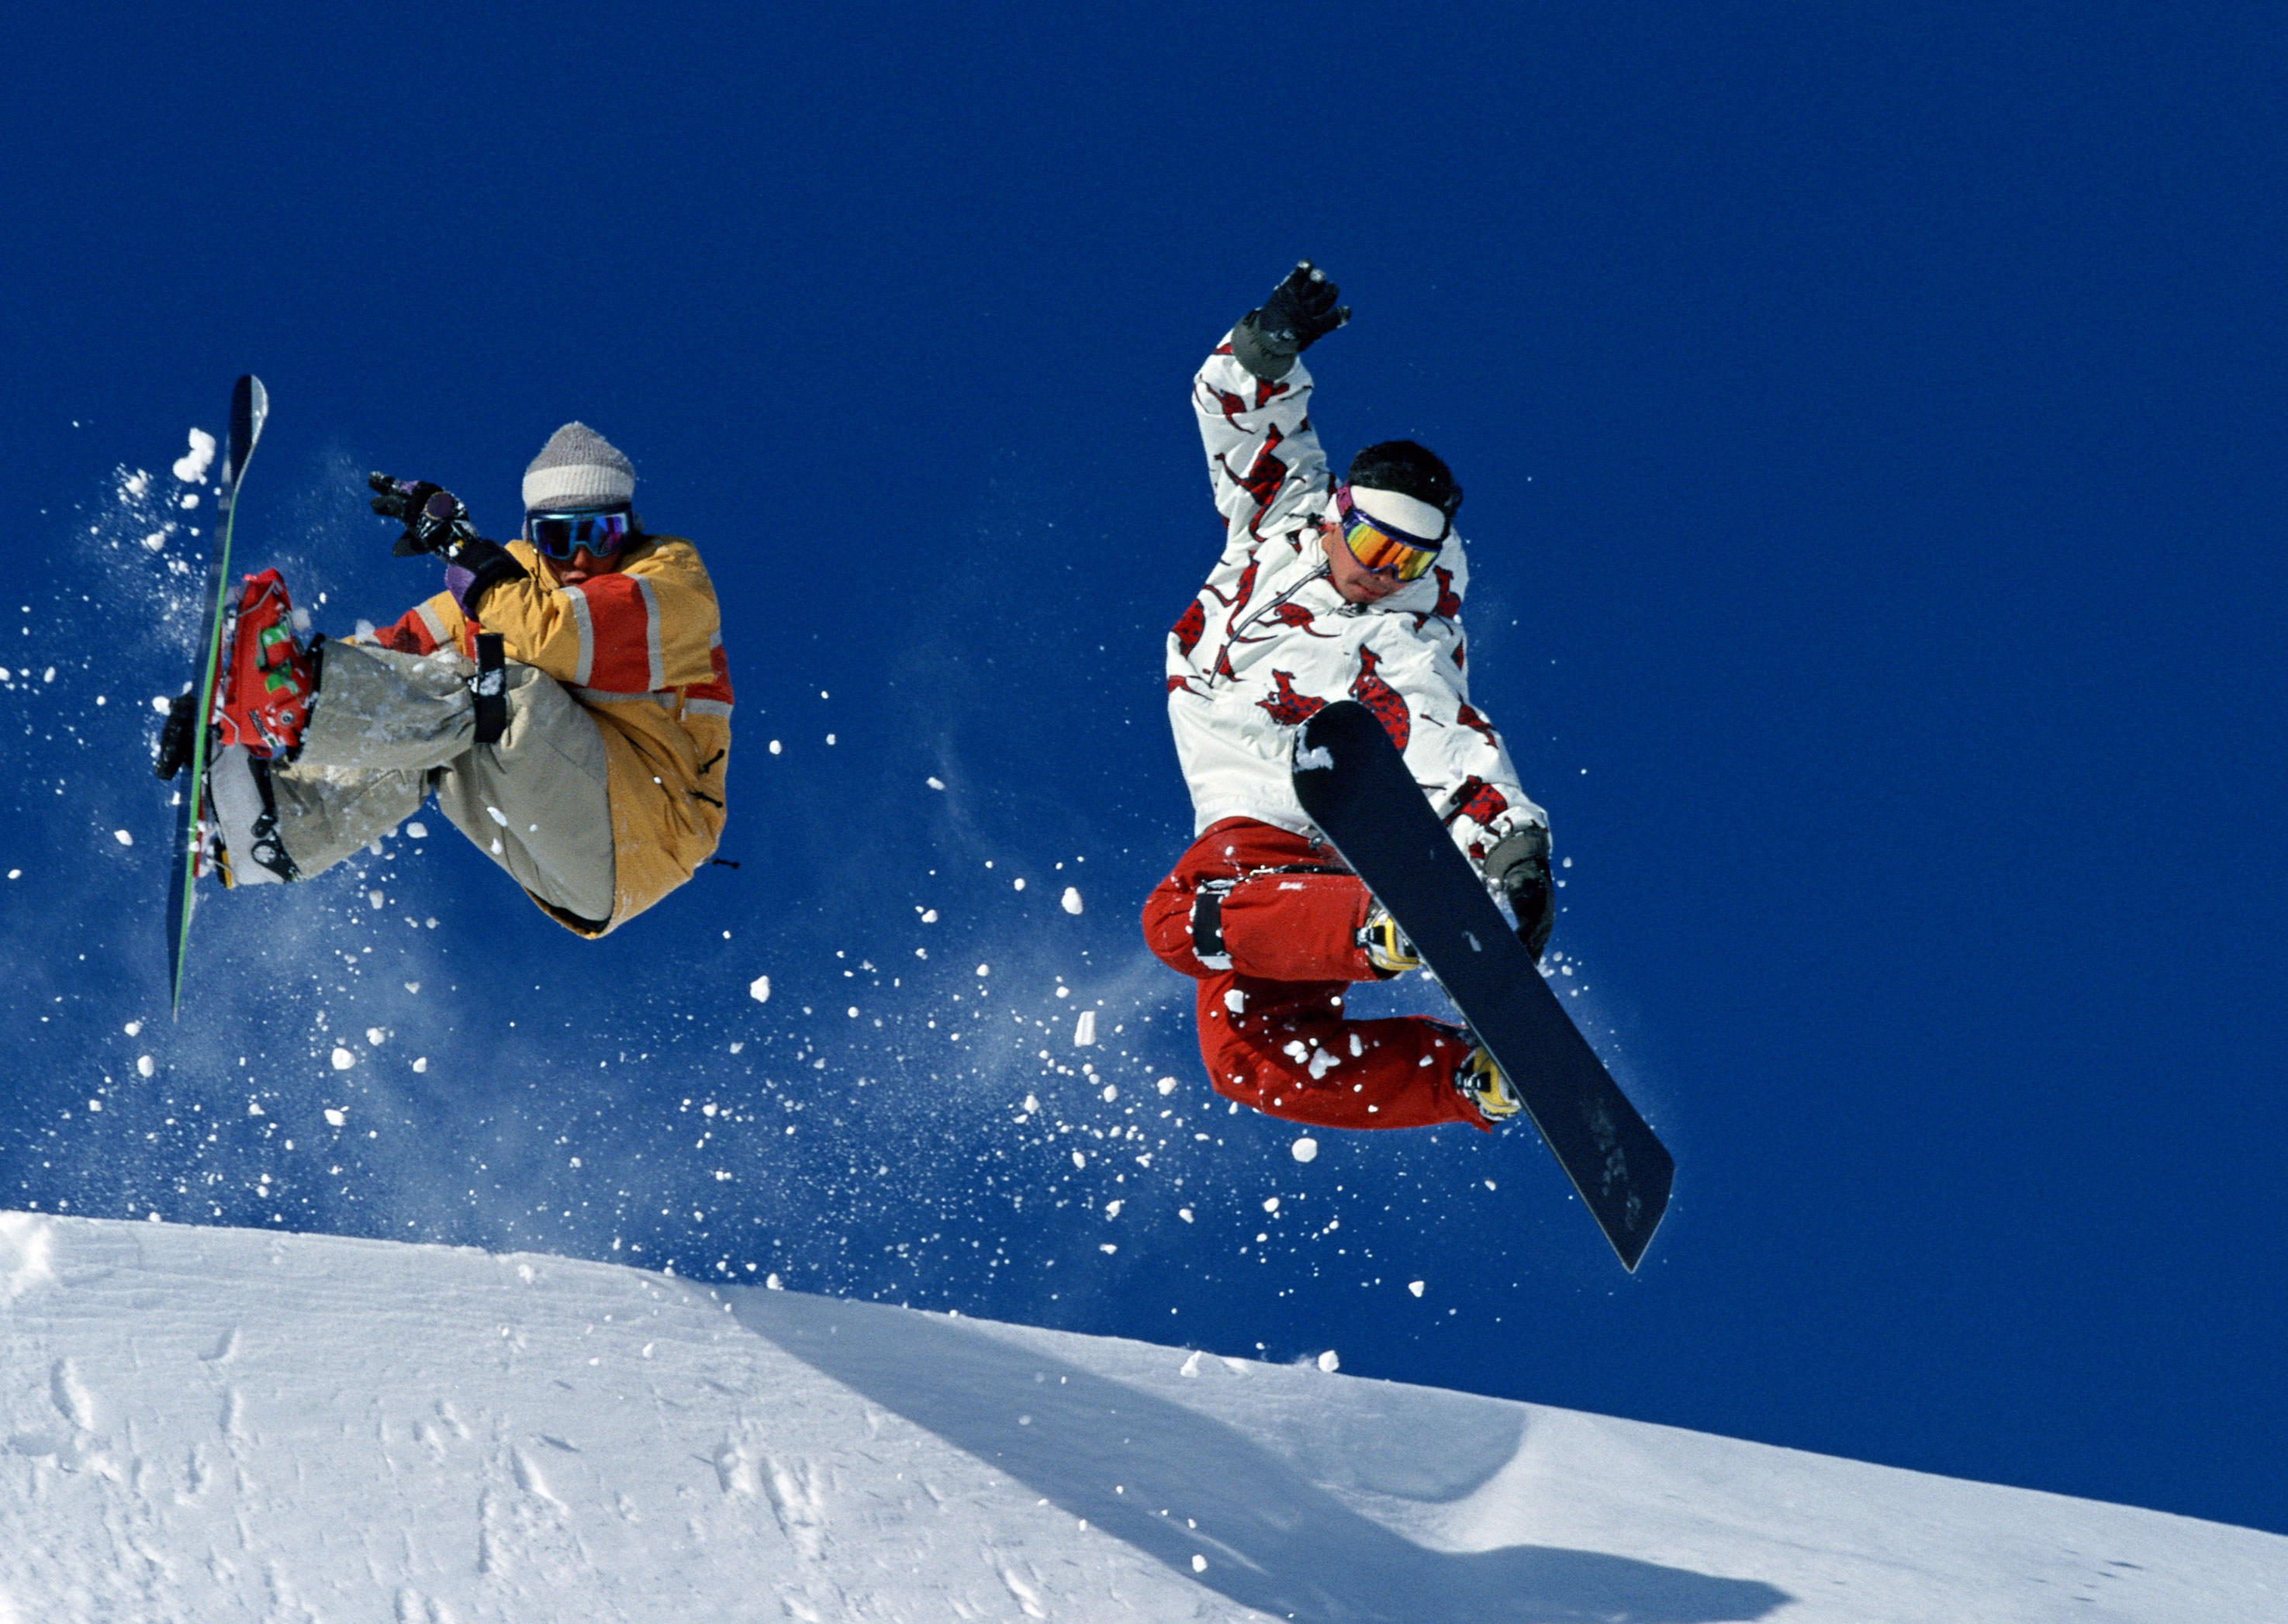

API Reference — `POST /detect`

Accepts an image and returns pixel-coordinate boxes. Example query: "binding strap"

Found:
[472,632,507,745]
[1191,879,1236,970]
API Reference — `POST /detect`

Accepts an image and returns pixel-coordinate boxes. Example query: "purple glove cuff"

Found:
[444,561,477,610]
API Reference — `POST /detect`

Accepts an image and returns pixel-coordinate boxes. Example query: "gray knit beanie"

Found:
[522,423,635,513]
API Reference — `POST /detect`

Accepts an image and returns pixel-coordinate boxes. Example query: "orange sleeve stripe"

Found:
[375,606,441,655]
[575,573,659,693]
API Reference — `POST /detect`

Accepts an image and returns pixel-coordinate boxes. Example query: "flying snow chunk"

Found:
[748,975,772,1005]
[324,1108,346,1128]
[406,821,427,839]
[926,776,945,790]
[113,829,133,847]
[171,427,216,485]
[1408,1280,1426,1297]
[976,963,990,977]
[1070,1150,1086,1170]
[1317,1350,1340,1373]
[136,1056,154,1078]
[365,1027,385,1046]
[485,805,508,827]
[1074,1011,1097,1046]
[123,1021,142,1037]
[1013,876,1025,891]
[330,1047,355,1071]
[1156,1076,1177,1095]
[1192,1555,1208,1574]
[1061,886,1084,914]
[1291,1136,1319,1163]
[413,1057,429,1074]
[1099,1083,1117,1103]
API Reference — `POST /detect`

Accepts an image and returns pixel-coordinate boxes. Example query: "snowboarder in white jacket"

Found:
[1142,262,1554,1132]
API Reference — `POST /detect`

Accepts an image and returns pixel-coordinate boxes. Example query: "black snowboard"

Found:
[1292,700,1673,1271]
[161,375,268,1016]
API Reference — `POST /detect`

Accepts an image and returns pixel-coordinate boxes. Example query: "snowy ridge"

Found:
[2,1214,2279,1622]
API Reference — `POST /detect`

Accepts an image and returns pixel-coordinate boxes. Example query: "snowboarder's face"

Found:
[1319,521,1406,603]
[539,544,627,588]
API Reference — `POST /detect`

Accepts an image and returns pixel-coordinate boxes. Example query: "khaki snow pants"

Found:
[265,640,617,923]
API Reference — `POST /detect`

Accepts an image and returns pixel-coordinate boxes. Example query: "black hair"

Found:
[1346,440,1462,519]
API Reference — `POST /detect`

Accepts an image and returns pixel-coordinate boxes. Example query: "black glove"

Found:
[1483,825,1555,960]
[368,472,529,610]
[368,472,475,557]
[1231,260,1351,381]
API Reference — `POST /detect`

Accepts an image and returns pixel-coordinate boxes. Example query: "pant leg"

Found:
[1144,817,1487,1132]
[260,765,431,880]
[1142,818,1376,983]
[429,662,614,924]
[261,640,470,879]
[1194,974,1483,1131]
[270,641,613,920]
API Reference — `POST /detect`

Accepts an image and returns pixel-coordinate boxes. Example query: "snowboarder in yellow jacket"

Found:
[198,423,731,936]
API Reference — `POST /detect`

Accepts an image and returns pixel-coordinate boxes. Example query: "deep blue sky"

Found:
[5,2,2284,1537]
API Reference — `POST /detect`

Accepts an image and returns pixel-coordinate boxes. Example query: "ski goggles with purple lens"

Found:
[525,507,635,561]
[1334,484,1446,582]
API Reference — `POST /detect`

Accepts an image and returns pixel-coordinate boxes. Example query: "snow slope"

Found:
[2,1214,2278,1622]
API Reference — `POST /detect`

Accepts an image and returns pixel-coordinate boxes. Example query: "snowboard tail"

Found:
[1292,700,1673,1271]
[161,375,268,1017]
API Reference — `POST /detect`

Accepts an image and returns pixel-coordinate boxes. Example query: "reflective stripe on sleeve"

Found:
[636,573,666,691]
[564,588,596,686]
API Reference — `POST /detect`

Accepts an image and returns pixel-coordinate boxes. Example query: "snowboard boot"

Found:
[1359,902,1421,976]
[206,742,300,887]
[216,568,320,761]
[1455,1043,1521,1125]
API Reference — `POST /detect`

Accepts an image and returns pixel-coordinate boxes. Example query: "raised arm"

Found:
[1192,261,1352,548]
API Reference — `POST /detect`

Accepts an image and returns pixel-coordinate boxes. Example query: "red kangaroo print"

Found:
[1444,775,1510,831]
[1433,565,1463,620]
[1171,596,1206,658]
[1256,669,1328,727]
[1200,375,1291,427]
[1457,701,1499,749]
[1350,648,1411,752]
[1236,426,1288,512]
[1267,602,1334,635]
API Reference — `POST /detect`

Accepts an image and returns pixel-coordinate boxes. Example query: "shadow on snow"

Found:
[739,1292,1790,1624]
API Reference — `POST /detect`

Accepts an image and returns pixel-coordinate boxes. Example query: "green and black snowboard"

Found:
[157,374,268,1017]
[1292,700,1674,1271]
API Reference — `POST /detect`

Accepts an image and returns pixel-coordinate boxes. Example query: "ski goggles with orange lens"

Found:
[525,507,635,561]
[1334,484,1446,582]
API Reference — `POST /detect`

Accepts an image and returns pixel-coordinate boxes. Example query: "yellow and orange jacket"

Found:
[373,534,732,935]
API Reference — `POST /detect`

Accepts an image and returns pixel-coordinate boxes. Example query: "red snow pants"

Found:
[1142,817,1486,1132]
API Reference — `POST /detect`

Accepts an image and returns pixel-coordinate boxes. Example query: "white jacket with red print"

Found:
[1165,333,1546,871]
